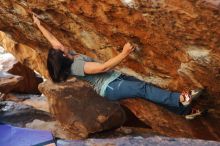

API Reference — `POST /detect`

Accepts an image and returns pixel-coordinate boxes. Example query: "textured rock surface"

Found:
[39,78,126,139]
[26,119,76,140]
[0,47,43,94]
[4,93,50,112]
[22,94,49,112]
[0,0,219,92]
[0,0,220,140]
[121,98,220,140]
[57,136,220,146]
[0,72,23,93]
[0,100,52,127]
[0,94,79,140]
[7,63,43,94]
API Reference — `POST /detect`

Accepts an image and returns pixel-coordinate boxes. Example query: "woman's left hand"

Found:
[121,42,135,55]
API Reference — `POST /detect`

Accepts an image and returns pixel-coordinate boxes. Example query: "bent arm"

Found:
[84,53,128,74]
[84,43,134,74]
[33,14,68,53]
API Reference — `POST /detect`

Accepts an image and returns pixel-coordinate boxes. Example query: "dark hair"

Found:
[47,49,73,82]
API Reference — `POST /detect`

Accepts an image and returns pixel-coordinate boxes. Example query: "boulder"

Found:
[4,93,50,112]
[0,72,23,94]
[0,94,75,140]
[22,94,49,112]
[38,78,126,139]
[0,100,52,127]
[8,62,43,94]
[121,98,220,140]
[0,0,220,140]
[0,48,43,94]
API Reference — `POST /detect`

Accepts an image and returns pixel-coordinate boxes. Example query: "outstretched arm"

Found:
[84,43,135,74]
[32,14,68,53]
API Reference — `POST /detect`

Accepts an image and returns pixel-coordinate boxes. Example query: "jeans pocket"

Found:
[117,80,124,90]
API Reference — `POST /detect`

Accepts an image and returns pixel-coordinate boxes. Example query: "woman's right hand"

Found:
[122,42,135,55]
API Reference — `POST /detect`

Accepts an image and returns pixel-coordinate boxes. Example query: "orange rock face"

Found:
[0,0,219,92]
[0,0,220,140]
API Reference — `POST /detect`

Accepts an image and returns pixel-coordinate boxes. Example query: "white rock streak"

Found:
[120,0,138,9]
[186,46,211,64]
[0,46,17,71]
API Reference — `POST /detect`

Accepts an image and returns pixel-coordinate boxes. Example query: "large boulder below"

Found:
[38,78,126,139]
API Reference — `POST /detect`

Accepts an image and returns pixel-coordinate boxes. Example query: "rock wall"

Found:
[0,0,219,94]
[0,0,220,140]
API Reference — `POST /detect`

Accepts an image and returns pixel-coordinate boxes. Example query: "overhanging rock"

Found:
[0,0,220,141]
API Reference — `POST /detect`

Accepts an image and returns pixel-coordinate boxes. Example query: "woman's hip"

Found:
[104,77,144,100]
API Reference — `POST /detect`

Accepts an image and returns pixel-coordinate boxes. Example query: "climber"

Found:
[32,14,205,120]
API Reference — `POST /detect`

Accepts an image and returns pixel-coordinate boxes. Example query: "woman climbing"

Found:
[32,14,204,120]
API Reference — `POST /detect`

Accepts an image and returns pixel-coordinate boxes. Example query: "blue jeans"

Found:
[105,75,191,115]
